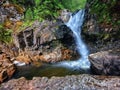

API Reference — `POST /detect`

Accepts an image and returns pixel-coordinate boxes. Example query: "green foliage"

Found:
[90,0,117,25]
[25,0,64,21]
[61,0,86,11]
[0,25,13,44]
[8,0,87,21]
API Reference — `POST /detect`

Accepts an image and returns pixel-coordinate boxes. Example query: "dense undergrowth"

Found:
[89,0,120,27]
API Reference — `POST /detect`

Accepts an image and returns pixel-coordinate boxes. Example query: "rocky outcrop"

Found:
[89,49,120,75]
[13,20,79,63]
[83,0,120,53]
[0,52,16,83]
[0,74,120,90]
[84,1,120,75]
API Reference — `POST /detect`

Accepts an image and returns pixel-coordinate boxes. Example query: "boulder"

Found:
[89,49,120,75]
[15,55,31,64]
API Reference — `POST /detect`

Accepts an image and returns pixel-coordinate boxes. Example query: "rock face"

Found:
[0,74,120,90]
[0,52,16,83]
[89,49,120,75]
[13,20,79,63]
[83,0,120,53]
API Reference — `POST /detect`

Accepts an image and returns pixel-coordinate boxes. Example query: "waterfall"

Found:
[55,10,90,69]
[13,9,90,70]
[66,10,88,59]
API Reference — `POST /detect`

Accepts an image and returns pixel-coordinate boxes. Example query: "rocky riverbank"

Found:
[0,74,120,90]
[0,51,16,83]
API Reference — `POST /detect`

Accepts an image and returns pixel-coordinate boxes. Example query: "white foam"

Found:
[55,10,90,69]
[13,61,26,66]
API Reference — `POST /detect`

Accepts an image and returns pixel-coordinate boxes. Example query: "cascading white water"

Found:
[55,9,90,69]
[66,10,88,59]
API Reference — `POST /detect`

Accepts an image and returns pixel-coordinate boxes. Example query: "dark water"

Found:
[13,63,91,80]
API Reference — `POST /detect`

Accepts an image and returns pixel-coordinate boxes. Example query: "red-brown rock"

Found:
[0,53,16,83]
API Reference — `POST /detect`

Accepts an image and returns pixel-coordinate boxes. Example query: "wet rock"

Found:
[13,45,75,63]
[0,74,120,90]
[39,47,62,63]
[14,50,32,65]
[89,49,120,75]
[13,20,78,63]
[15,55,31,65]
[0,53,16,83]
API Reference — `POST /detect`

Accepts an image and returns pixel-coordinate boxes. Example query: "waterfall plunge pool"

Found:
[13,62,91,80]
[13,9,91,80]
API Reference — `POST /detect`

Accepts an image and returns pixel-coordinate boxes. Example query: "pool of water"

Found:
[13,62,91,80]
